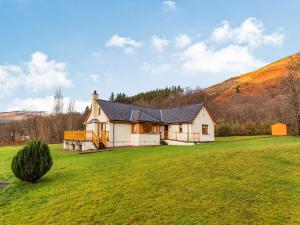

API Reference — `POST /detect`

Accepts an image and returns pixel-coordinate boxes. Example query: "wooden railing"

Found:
[92,130,100,149]
[163,131,201,142]
[101,131,109,148]
[64,130,102,149]
[64,130,92,141]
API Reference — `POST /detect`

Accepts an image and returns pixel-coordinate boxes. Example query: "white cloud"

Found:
[151,35,169,52]
[105,34,141,53]
[174,34,191,48]
[0,52,72,97]
[123,47,135,54]
[263,32,284,46]
[7,96,90,113]
[24,52,72,91]
[181,42,265,74]
[143,62,171,74]
[0,65,23,97]
[85,74,100,82]
[212,17,284,48]
[162,0,176,11]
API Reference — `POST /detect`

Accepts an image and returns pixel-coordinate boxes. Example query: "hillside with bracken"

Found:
[110,53,300,135]
[207,54,299,102]
[1,54,299,141]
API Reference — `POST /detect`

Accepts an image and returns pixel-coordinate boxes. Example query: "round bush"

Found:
[11,139,53,183]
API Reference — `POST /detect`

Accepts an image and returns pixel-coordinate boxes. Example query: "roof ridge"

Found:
[161,103,204,110]
[138,108,141,121]
[99,99,204,111]
[98,99,159,110]
[160,109,163,121]
[129,109,133,121]
[139,108,161,121]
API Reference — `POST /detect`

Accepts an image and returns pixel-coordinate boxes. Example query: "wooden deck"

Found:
[64,130,109,148]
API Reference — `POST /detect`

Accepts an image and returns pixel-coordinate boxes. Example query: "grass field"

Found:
[1,136,300,224]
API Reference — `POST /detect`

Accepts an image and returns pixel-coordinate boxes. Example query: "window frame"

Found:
[202,124,209,135]
[131,123,159,134]
[179,124,183,133]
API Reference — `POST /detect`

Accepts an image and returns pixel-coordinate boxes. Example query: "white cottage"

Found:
[64,91,215,151]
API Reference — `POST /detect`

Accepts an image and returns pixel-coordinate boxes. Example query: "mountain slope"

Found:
[207,54,298,102]
[0,111,47,122]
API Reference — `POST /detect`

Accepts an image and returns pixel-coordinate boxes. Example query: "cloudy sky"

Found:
[0,0,298,112]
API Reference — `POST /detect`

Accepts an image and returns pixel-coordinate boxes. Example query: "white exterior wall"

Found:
[191,107,215,142]
[83,99,215,148]
[86,104,109,132]
[108,123,131,147]
[86,104,110,134]
[167,123,190,141]
[165,140,194,145]
[160,126,164,139]
[131,134,160,146]
[86,123,97,133]
[63,140,97,151]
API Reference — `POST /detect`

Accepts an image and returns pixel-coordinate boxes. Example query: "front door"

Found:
[97,123,101,137]
[164,125,169,139]
[99,123,106,137]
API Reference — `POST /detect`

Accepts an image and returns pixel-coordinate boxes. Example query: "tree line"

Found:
[1,54,300,144]
[0,89,87,146]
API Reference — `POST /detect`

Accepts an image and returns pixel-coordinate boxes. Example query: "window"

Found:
[98,107,101,115]
[131,124,135,133]
[101,123,106,132]
[179,124,183,133]
[131,123,140,134]
[152,124,157,133]
[143,124,153,133]
[131,123,158,134]
[202,124,208,135]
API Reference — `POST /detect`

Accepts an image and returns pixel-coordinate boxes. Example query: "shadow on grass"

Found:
[0,170,75,209]
[217,136,273,143]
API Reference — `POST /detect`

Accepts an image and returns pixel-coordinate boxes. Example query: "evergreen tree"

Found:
[109,92,115,102]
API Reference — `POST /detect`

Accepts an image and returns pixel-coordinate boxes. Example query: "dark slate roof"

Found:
[131,109,161,122]
[161,104,204,123]
[97,99,204,124]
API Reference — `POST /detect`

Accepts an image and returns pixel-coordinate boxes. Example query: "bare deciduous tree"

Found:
[284,54,300,135]
[54,89,64,115]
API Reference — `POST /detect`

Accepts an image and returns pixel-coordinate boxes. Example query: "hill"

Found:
[1,137,300,224]
[1,54,298,135]
[108,53,299,134]
[111,54,298,108]
[0,111,47,122]
[207,54,299,102]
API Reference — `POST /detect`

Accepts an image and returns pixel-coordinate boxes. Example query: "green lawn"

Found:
[1,136,300,225]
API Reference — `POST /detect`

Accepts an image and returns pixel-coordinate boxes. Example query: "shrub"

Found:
[11,139,53,183]
[245,122,257,135]
[216,123,232,136]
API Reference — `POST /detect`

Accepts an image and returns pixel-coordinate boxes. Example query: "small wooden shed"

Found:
[271,122,288,136]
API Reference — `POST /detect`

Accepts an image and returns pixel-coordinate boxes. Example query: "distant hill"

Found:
[207,54,299,102]
[0,111,47,122]
[1,54,297,127]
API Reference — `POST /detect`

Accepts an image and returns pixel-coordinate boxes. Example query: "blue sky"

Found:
[0,0,299,112]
